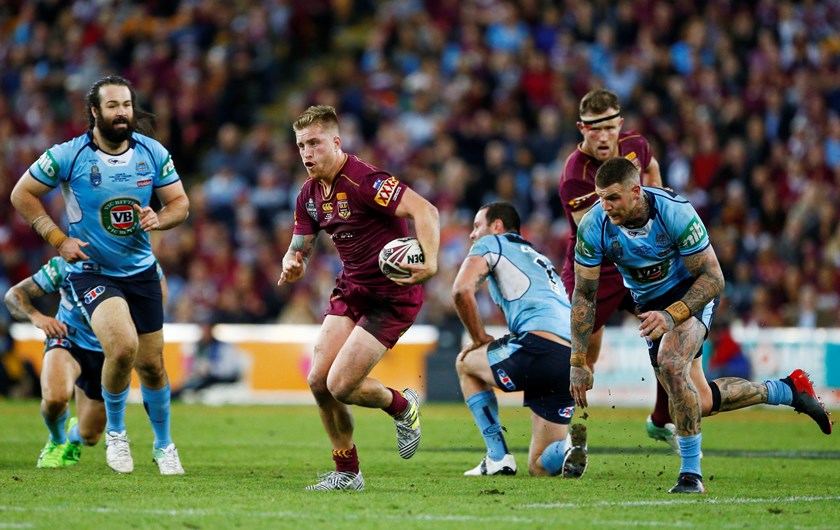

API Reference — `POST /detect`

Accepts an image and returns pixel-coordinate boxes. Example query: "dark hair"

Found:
[595,157,640,188]
[579,88,621,116]
[293,104,340,132]
[480,202,521,233]
[85,75,156,137]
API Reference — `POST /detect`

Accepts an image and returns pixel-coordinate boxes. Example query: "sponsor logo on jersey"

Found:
[306,198,317,221]
[84,285,106,305]
[322,202,333,212]
[630,245,655,257]
[575,236,597,260]
[558,406,574,419]
[136,161,151,176]
[372,178,383,190]
[47,337,72,350]
[496,368,516,391]
[628,261,671,284]
[137,178,152,187]
[100,197,139,236]
[678,218,707,249]
[82,262,100,272]
[374,176,400,207]
[90,164,102,187]
[37,151,59,178]
[332,231,355,239]
[161,155,175,178]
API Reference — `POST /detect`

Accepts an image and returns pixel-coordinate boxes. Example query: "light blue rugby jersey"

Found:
[468,233,571,341]
[575,187,710,305]
[32,257,101,352]
[28,131,180,276]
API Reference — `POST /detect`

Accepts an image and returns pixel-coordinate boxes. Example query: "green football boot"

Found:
[36,440,69,468]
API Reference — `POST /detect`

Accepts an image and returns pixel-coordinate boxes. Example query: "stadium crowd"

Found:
[1,0,839,351]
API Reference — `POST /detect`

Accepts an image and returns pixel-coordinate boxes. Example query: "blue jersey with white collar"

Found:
[28,131,180,276]
[574,187,710,305]
[468,232,571,341]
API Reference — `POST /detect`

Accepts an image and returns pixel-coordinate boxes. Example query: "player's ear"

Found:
[333,134,342,151]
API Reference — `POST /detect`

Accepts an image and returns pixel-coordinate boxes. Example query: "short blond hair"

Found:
[579,89,621,116]
[293,105,340,132]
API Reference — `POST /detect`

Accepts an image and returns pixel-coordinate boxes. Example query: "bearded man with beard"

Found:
[11,75,189,475]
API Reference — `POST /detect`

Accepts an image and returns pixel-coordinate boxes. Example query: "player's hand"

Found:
[57,237,90,263]
[570,365,594,408]
[133,204,160,232]
[277,251,304,286]
[31,313,68,339]
[638,310,674,341]
[391,262,438,286]
[456,336,494,362]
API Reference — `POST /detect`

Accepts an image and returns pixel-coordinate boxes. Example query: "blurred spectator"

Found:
[172,320,245,400]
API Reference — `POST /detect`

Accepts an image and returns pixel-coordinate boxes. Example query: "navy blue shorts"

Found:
[44,337,104,401]
[637,278,718,368]
[487,332,576,425]
[68,264,163,334]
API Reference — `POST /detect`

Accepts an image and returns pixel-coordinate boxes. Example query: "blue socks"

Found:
[67,420,82,444]
[466,390,508,460]
[765,379,793,406]
[142,383,173,450]
[103,385,130,434]
[540,439,568,476]
[678,433,702,477]
[42,407,69,444]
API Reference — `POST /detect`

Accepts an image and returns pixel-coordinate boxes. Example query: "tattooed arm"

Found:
[570,262,601,408]
[4,277,68,338]
[452,256,495,356]
[638,246,725,340]
[277,233,319,286]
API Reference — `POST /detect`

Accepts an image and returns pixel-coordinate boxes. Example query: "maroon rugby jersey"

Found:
[293,154,415,291]
[558,131,652,268]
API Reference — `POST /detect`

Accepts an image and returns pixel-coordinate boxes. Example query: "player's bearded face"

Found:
[97,109,135,144]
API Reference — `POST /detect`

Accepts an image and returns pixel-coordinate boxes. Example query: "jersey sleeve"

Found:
[559,177,598,214]
[148,138,180,187]
[31,257,67,294]
[574,211,605,267]
[357,173,408,215]
[669,201,710,256]
[28,142,72,187]
[467,235,503,271]
[292,185,319,236]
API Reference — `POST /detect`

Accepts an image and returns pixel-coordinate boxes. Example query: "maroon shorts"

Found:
[561,258,636,331]
[325,276,423,349]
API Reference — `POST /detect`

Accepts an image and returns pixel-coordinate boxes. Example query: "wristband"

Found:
[570,353,587,368]
[664,300,691,325]
[46,227,68,249]
[32,215,68,249]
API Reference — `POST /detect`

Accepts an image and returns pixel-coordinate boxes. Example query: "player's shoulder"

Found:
[618,130,651,149]
[647,187,690,211]
[470,234,503,254]
[560,145,593,180]
[578,201,606,232]
[48,132,93,157]
[132,132,168,156]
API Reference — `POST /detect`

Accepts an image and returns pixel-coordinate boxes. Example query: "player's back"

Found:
[469,233,571,340]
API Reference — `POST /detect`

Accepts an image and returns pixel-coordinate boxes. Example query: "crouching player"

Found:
[452,202,586,477]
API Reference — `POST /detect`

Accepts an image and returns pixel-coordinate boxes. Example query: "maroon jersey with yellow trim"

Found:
[558,131,652,266]
[293,154,415,291]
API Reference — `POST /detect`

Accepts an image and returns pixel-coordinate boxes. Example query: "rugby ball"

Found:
[379,237,424,279]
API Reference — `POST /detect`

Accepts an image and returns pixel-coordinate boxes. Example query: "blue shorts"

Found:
[487,332,575,425]
[637,278,718,368]
[44,337,104,401]
[68,264,163,334]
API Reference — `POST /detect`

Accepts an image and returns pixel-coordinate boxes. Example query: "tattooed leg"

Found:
[657,321,706,436]
[710,377,767,412]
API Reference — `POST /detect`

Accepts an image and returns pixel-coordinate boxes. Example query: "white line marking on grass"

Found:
[524,495,840,509]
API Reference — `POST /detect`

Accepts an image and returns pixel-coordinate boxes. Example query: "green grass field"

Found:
[1,400,837,529]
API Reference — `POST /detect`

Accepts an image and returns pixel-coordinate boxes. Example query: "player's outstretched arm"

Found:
[643,156,663,188]
[4,277,68,338]
[393,188,439,285]
[570,262,600,408]
[277,233,318,286]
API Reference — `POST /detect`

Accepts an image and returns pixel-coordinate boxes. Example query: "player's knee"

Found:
[82,430,102,446]
[326,377,356,404]
[134,357,165,384]
[657,355,685,383]
[306,370,330,398]
[107,344,137,372]
[41,396,69,417]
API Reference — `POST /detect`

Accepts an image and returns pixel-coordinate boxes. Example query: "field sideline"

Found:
[1,401,837,529]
